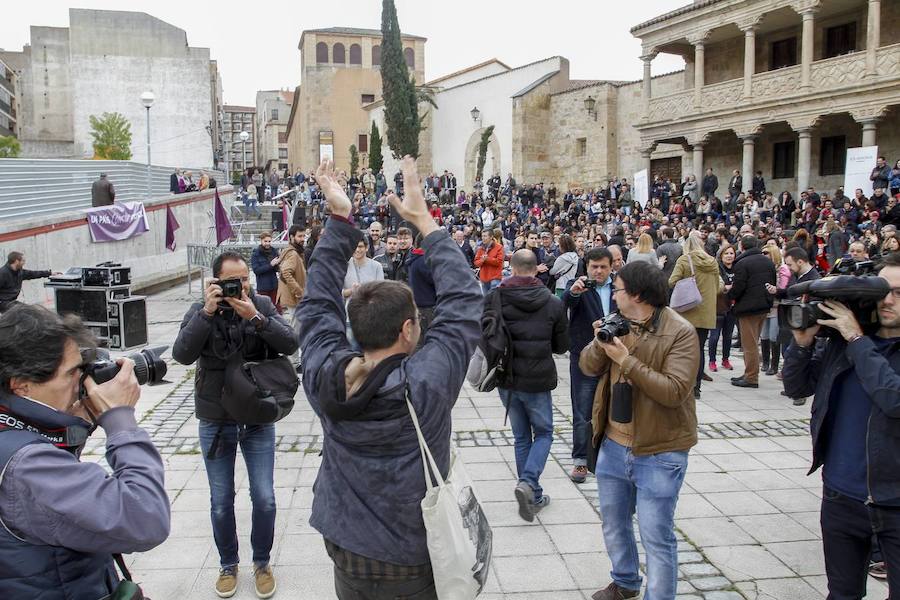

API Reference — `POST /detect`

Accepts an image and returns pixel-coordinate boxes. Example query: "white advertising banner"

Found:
[633,169,649,210]
[844,146,878,196]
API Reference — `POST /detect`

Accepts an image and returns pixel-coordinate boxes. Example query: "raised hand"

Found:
[315,159,352,218]
[387,156,438,236]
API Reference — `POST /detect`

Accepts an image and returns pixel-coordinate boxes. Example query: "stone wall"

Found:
[547,83,617,189]
[883,0,900,47]
[705,34,743,86]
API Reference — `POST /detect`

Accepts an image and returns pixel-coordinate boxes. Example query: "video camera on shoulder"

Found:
[779,259,890,332]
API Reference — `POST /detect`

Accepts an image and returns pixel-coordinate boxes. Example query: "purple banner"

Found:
[85,202,150,243]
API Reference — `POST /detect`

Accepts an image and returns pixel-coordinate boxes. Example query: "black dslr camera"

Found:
[80,346,169,389]
[779,259,890,332]
[596,313,632,343]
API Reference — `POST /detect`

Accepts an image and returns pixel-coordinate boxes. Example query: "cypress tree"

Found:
[476,125,495,183]
[368,121,384,172]
[349,144,359,177]
[380,0,420,158]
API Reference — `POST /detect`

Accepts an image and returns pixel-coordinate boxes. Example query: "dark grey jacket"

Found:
[91,177,115,207]
[172,294,298,422]
[299,217,481,566]
[657,238,683,280]
[0,264,50,303]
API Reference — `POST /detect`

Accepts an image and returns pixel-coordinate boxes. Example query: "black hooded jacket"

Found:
[488,276,569,392]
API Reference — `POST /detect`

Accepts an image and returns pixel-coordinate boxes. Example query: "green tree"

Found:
[380,0,421,159]
[0,135,21,158]
[349,144,359,177]
[476,125,495,183]
[89,112,133,160]
[368,121,383,172]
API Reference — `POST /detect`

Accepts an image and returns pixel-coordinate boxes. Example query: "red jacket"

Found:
[474,242,504,282]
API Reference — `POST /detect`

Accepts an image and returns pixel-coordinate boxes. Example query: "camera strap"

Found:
[0,405,91,452]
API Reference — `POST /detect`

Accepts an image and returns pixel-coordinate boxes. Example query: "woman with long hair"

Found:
[760,246,787,376]
[792,228,816,264]
[708,244,737,372]
[882,236,900,256]
[625,233,659,267]
[549,234,579,298]
[669,233,723,398]
[305,225,322,268]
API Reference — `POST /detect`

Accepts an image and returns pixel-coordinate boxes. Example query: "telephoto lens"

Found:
[85,346,168,386]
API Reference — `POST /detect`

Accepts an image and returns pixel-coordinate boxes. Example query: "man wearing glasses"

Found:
[579,261,699,600]
[783,252,900,598]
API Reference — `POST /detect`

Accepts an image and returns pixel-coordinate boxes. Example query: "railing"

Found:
[645,43,900,124]
[0,159,225,221]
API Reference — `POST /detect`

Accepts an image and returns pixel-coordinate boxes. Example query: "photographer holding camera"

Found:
[783,252,900,598]
[0,305,170,598]
[172,253,298,598]
[579,261,699,600]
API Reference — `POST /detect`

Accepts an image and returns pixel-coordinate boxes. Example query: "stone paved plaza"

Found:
[85,285,889,600]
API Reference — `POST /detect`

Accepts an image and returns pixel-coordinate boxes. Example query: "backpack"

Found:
[466,289,513,392]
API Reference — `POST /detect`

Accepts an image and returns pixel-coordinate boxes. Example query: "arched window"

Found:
[404,47,415,69]
[316,42,328,64]
[333,43,346,64]
[372,44,381,66]
[349,44,362,65]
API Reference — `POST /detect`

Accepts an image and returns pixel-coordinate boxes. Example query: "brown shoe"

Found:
[570,465,588,483]
[592,581,641,600]
[254,564,277,599]
[215,566,238,598]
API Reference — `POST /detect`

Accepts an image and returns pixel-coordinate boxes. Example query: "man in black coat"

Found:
[487,249,568,522]
[727,169,743,203]
[0,252,53,313]
[727,235,776,388]
[562,248,615,483]
[91,173,115,207]
[701,168,719,198]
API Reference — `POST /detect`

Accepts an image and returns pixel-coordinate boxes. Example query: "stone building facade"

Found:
[286,27,426,174]
[255,89,293,173]
[0,57,18,139]
[631,0,900,198]
[0,9,222,169]
[223,105,256,184]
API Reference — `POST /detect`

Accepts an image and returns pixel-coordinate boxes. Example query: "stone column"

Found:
[641,53,655,118]
[742,27,756,98]
[860,119,878,147]
[741,136,757,190]
[800,8,817,89]
[692,144,705,179]
[641,148,653,176]
[866,0,881,76]
[796,128,813,197]
[693,42,705,107]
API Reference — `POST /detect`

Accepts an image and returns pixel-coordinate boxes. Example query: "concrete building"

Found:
[210,60,226,173]
[255,89,293,174]
[0,57,18,139]
[0,9,222,168]
[286,27,426,174]
[631,0,900,197]
[223,105,257,184]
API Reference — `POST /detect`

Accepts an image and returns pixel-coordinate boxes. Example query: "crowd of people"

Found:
[0,151,898,600]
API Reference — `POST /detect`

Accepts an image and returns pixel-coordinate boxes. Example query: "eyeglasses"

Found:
[611,287,625,295]
[890,288,900,300]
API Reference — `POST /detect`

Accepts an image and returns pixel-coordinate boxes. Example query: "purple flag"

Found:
[165,205,180,251]
[85,202,149,243]
[214,188,234,245]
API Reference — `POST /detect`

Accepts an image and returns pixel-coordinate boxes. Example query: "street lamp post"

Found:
[239,131,250,180]
[140,91,155,199]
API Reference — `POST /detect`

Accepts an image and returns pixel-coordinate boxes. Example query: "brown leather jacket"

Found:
[579,307,699,456]
[276,246,306,308]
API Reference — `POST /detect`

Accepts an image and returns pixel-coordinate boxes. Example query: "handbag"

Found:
[108,554,146,600]
[407,393,492,599]
[670,253,703,313]
[222,348,298,424]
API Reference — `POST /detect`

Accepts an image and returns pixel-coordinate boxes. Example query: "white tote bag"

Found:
[407,397,493,600]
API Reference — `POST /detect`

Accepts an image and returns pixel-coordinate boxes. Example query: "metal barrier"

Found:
[186,241,288,296]
[0,158,225,221]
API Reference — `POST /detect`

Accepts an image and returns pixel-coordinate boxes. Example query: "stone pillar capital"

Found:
[687,31,710,46]
[851,106,887,124]
[740,135,759,144]
[640,51,658,63]
[788,116,820,133]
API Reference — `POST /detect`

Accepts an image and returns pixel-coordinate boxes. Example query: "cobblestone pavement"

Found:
[88,286,887,599]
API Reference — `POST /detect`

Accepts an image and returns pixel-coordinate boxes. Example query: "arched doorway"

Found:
[464,128,500,194]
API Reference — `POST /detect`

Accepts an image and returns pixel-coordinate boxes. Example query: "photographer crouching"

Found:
[172,252,298,598]
[783,252,900,598]
[0,305,169,598]
[579,261,699,600]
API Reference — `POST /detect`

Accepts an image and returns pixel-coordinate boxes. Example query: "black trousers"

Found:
[821,486,899,599]
[333,566,437,600]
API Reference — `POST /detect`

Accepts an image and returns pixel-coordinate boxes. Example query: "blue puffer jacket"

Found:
[783,335,900,505]
[251,244,279,292]
[298,217,481,565]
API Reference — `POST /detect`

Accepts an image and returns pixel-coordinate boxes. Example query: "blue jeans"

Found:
[708,311,736,363]
[199,420,276,568]
[596,438,688,600]
[569,356,599,467]
[498,389,553,501]
[481,279,500,295]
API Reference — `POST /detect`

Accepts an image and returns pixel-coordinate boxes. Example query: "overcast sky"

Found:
[1,0,689,106]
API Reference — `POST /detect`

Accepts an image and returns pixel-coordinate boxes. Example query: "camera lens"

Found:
[130,346,168,385]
